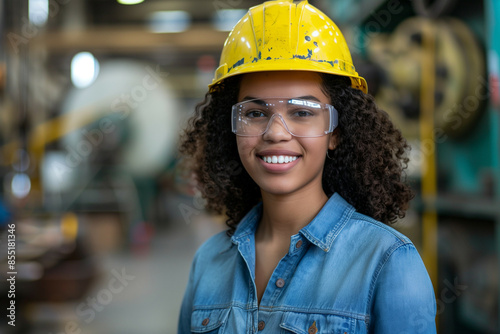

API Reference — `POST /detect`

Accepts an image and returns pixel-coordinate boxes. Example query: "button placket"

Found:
[260,235,308,307]
[289,235,305,255]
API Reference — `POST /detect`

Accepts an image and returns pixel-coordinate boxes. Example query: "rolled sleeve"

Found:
[369,243,437,334]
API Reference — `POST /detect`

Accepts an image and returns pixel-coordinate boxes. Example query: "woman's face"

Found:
[236,71,336,197]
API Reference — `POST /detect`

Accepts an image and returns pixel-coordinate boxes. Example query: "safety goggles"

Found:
[231,97,338,137]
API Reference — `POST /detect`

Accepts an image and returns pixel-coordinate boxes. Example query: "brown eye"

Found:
[245,110,267,118]
[294,110,313,117]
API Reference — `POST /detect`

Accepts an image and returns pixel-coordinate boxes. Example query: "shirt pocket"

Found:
[191,308,230,333]
[280,311,355,334]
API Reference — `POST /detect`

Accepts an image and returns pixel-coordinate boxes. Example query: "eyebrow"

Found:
[240,96,266,106]
[239,95,322,104]
[295,95,321,102]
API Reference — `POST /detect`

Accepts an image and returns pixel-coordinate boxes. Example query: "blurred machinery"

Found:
[329,0,500,332]
[0,212,97,333]
[1,60,182,333]
[53,59,181,246]
[369,16,485,139]
[1,57,181,332]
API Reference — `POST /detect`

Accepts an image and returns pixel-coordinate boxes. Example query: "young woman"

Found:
[178,0,437,333]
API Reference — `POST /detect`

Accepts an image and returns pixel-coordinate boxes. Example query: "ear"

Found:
[328,129,338,150]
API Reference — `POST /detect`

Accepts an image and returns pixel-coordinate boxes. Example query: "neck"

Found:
[256,184,329,243]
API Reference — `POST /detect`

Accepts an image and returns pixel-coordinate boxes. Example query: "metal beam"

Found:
[30,25,229,53]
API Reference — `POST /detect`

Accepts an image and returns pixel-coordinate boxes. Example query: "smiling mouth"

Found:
[259,155,300,164]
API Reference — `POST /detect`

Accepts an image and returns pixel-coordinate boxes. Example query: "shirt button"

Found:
[295,240,303,249]
[201,318,210,326]
[308,321,318,334]
[276,278,285,288]
[258,320,265,330]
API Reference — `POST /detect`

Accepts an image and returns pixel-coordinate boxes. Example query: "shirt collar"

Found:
[299,193,355,252]
[231,193,355,252]
[231,202,262,243]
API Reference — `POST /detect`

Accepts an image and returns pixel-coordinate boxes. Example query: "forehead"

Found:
[237,71,328,102]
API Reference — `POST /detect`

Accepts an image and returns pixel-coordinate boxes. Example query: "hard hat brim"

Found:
[209,58,368,94]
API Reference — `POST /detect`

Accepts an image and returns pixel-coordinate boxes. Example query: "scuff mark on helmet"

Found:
[317,59,334,67]
[252,51,262,63]
[293,49,313,60]
[228,58,245,72]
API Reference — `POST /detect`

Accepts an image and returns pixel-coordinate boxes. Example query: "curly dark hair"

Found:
[179,74,414,236]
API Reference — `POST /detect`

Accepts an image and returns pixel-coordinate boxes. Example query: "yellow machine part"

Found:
[369,16,485,139]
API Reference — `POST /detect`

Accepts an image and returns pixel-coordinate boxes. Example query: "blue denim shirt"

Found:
[178,193,437,333]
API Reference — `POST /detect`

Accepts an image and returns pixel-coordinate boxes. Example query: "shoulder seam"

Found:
[351,212,410,244]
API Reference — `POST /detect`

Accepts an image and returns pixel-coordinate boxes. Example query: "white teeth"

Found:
[261,155,298,164]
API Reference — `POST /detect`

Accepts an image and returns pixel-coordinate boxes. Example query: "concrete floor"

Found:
[85,215,224,334]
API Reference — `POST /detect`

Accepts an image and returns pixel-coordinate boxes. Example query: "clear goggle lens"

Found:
[231,98,338,137]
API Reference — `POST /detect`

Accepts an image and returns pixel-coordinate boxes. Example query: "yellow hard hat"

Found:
[209,0,368,93]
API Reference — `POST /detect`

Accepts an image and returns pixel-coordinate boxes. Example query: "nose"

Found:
[262,114,293,141]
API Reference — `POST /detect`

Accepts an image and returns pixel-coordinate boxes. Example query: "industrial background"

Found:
[0,0,499,333]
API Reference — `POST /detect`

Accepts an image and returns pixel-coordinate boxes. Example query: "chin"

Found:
[258,182,299,197]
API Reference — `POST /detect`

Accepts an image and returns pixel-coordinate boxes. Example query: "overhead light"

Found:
[41,151,73,193]
[29,0,49,26]
[11,173,31,198]
[71,52,100,89]
[117,0,144,5]
[213,9,246,31]
[148,10,191,33]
